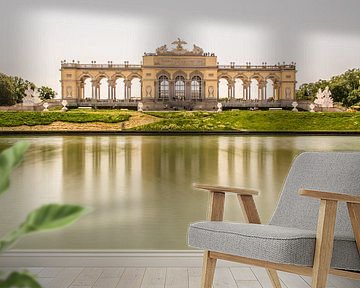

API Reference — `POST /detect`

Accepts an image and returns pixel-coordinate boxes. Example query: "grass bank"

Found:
[0,110,130,127]
[135,111,360,131]
[0,110,359,132]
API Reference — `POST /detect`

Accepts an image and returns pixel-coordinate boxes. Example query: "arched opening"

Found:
[266,78,275,100]
[130,78,141,100]
[174,75,185,100]
[115,77,125,100]
[99,77,108,100]
[159,75,169,99]
[191,76,202,100]
[83,77,92,99]
[250,78,260,100]
[234,78,244,100]
[218,78,229,99]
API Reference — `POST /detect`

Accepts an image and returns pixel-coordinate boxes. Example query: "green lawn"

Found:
[0,110,130,126]
[0,110,359,131]
[137,111,360,131]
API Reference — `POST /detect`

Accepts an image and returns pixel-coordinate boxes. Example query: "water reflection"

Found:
[0,135,359,250]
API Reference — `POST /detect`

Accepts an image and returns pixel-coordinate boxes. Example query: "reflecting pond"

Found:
[0,135,359,250]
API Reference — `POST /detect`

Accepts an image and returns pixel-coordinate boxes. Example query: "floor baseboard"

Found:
[0,250,246,267]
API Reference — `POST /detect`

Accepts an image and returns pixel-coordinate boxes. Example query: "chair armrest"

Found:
[193,183,259,196]
[194,183,261,223]
[299,189,360,204]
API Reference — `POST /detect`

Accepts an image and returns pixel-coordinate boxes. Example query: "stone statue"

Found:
[314,86,333,108]
[322,86,333,108]
[217,102,223,112]
[23,85,41,105]
[192,44,204,55]
[24,85,33,99]
[172,38,187,50]
[156,44,168,54]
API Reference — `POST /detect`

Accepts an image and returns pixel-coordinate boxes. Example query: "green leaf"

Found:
[21,204,90,232]
[0,142,30,195]
[0,271,41,288]
[0,204,90,252]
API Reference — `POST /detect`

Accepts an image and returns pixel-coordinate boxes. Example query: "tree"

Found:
[296,69,360,107]
[38,86,56,100]
[0,73,16,106]
[296,80,329,101]
[11,76,35,103]
[345,89,360,107]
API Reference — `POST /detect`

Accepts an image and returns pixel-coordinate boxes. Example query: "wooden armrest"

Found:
[299,189,360,204]
[193,183,259,196]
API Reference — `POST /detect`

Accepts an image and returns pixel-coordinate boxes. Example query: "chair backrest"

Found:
[269,152,360,239]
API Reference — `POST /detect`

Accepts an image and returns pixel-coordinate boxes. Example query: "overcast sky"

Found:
[1,0,360,94]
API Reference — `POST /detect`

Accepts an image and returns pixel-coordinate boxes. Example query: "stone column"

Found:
[227,83,232,99]
[124,80,127,101]
[274,83,280,100]
[258,82,265,100]
[107,80,112,100]
[273,86,276,100]
[77,82,83,100]
[264,81,267,100]
[112,85,116,100]
[140,79,143,100]
[96,85,100,100]
[155,80,159,101]
[127,81,132,100]
[169,80,175,100]
[278,84,281,100]
[91,80,96,100]
[202,81,205,100]
[186,80,191,100]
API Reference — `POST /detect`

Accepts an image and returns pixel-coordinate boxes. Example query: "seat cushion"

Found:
[188,221,360,271]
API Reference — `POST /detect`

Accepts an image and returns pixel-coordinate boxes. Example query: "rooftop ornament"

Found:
[155,38,204,56]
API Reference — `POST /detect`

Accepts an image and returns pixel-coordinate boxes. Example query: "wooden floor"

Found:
[1,266,360,288]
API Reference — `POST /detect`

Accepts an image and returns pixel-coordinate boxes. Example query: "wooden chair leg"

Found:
[266,269,282,288]
[347,202,360,254]
[237,195,282,287]
[201,251,217,288]
[311,200,337,288]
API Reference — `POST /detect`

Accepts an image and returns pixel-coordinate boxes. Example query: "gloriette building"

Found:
[60,39,296,110]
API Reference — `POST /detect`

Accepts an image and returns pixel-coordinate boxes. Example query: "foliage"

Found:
[11,76,35,104]
[0,143,90,287]
[0,111,130,127]
[139,111,360,131]
[0,72,54,106]
[344,89,360,107]
[0,73,16,106]
[0,142,30,194]
[0,204,88,251]
[0,272,41,288]
[296,80,329,101]
[38,86,56,100]
[296,69,360,107]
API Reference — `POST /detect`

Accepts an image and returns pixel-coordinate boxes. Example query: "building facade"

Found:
[60,39,296,110]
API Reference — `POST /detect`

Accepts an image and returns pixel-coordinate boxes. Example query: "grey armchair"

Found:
[188,152,360,288]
